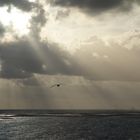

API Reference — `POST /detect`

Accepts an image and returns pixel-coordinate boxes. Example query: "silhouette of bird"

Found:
[56,84,61,87]
[50,83,62,88]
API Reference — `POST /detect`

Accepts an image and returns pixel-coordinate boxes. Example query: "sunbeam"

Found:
[0,0,140,110]
[0,6,31,36]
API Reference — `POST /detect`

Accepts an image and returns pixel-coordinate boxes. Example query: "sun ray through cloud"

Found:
[0,0,140,109]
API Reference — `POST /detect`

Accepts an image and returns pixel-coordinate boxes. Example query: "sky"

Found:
[0,0,140,109]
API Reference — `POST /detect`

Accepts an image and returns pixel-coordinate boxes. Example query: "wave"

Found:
[1,111,140,118]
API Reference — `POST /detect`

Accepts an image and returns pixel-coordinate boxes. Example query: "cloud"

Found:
[72,35,140,81]
[0,1,71,79]
[0,1,140,81]
[0,23,5,37]
[51,0,140,15]
[0,1,47,40]
[55,9,70,20]
[0,0,36,12]
[0,38,76,79]
[29,3,47,40]
[0,40,42,78]
[0,34,140,81]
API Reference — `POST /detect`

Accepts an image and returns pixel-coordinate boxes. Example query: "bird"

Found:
[50,83,63,88]
[56,84,61,87]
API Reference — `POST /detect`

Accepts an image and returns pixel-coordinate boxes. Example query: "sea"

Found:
[0,110,140,140]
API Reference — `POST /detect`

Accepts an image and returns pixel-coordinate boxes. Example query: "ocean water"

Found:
[0,110,140,140]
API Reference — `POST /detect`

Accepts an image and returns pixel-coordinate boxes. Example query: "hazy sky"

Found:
[0,0,140,109]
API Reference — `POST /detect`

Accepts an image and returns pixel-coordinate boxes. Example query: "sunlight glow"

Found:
[0,6,31,36]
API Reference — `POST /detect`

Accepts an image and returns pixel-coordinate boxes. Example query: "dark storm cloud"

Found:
[52,0,122,9]
[0,23,5,37]
[0,39,76,79]
[0,40,43,78]
[51,0,140,14]
[0,0,35,11]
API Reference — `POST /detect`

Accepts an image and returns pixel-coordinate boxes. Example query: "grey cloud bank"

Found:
[51,0,140,15]
[0,40,72,79]
[0,0,140,81]
[0,0,35,11]
[0,35,140,81]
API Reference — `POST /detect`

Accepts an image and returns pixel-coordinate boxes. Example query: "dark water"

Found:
[0,110,140,140]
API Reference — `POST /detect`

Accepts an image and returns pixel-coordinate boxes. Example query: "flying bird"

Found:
[50,83,63,88]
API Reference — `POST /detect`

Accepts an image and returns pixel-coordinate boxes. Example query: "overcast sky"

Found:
[0,0,140,109]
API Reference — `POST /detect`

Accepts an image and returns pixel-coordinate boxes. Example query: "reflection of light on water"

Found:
[0,114,15,121]
[0,114,15,117]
